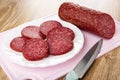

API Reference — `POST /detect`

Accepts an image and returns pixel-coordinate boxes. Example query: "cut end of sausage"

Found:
[97,13,116,39]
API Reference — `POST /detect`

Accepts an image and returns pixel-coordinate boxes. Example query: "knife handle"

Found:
[65,70,79,80]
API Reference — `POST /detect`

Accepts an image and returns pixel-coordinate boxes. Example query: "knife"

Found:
[64,39,103,80]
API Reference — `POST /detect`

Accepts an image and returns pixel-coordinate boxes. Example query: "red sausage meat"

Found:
[58,2,115,39]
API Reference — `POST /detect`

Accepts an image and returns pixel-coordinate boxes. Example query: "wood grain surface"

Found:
[0,0,120,80]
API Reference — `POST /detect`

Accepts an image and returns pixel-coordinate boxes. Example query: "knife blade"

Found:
[65,39,103,80]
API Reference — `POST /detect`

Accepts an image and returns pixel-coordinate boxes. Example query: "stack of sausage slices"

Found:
[10,20,75,61]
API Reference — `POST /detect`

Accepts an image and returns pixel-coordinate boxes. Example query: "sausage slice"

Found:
[40,20,62,38]
[22,38,49,61]
[47,27,75,41]
[10,37,26,52]
[47,27,74,55]
[21,26,42,39]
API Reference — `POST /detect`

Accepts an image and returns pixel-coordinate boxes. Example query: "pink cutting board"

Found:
[0,15,120,80]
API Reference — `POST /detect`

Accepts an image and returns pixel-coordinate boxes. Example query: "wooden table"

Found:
[0,0,120,80]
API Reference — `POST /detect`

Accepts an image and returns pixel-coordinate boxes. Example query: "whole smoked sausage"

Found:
[58,2,115,39]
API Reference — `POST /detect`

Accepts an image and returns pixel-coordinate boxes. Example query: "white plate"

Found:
[0,15,84,67]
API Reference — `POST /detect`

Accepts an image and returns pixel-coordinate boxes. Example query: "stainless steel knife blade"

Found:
[65,39,103,80]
